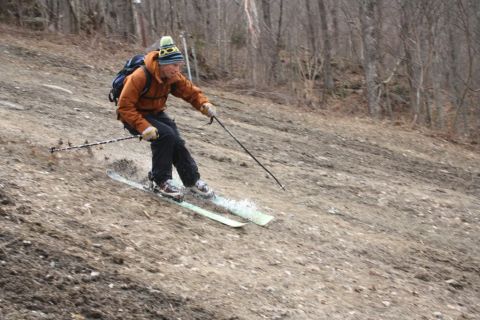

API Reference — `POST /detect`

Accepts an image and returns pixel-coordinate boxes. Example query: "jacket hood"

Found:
[144,51,163,84]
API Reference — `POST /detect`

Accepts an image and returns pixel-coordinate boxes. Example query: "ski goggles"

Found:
[159,46,180,57]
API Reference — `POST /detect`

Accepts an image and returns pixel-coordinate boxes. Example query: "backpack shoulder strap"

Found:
[140,66,152,97]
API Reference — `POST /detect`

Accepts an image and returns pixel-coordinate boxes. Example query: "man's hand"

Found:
[200,103,216,118]
[141,126,159,141]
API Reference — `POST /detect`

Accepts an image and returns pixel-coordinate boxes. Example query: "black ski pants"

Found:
[125,112,200,187]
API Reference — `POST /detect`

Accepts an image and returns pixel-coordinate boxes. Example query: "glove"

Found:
[141,126,159,141]
[200,103,216,118]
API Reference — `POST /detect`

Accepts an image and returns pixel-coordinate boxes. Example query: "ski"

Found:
[107,170,247,228]
[174,180,274,226]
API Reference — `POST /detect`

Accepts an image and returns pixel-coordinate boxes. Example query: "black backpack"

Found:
[108,54,152,106]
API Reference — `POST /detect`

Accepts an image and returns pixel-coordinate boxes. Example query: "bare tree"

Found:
[244,0,261,86]
[359,0,380,117]
[271,0,285,83]
[400,0,420,124]
[0,0,478,140]
[329,0,340,54]
[304,0,318,57]
[318,0,334,94]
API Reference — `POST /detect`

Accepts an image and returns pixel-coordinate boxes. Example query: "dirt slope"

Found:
[0,26,479,320]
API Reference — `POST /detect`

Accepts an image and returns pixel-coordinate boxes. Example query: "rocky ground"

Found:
[0,26,479,320]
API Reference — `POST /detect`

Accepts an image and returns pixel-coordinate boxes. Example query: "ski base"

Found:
[107,170,247,228]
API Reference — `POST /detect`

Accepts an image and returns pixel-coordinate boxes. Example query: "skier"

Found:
[117,36,216,199]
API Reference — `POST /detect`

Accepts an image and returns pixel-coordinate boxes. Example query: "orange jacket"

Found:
[117,51,209,133]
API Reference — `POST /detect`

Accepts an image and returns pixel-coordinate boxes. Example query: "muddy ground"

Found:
[0,26,479,320]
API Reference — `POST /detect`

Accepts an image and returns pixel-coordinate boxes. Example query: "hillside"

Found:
[0,26,479,320]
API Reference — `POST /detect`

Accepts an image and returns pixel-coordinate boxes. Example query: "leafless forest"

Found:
[1,0,479,140]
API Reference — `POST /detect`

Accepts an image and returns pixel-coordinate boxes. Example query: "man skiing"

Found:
[117,36,216,200]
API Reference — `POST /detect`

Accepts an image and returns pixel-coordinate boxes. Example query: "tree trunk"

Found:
[446,3,463,134]
[400,1,419,123]
[58,0,72,33]
[271,0,284,82]
[330,0,340,54]
[69,0,81,34]
[205,0,213,44]
[375,0,384,74]
[167,0,175,34]
[216,0,221,70]
[261,0,272,28]
[318,0,334,92]
[340,3,360,63]
[359,0,380,117]
[430,23,443,129]
[132,1,147,47]
[244,0,260,87]
[304,0,318,57]
[452,1,473,136]
[260,0,277,84]
[191,0,205,39]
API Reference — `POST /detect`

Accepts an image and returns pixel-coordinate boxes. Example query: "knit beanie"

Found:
[158,36,184,65]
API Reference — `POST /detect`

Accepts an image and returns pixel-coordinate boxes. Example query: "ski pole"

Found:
[209,116,286,191]
[49,135,141,153]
